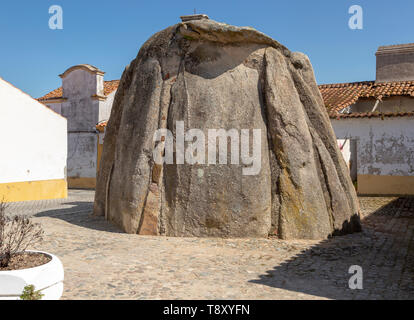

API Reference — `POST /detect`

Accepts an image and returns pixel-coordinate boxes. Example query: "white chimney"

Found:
[376,43,414,83]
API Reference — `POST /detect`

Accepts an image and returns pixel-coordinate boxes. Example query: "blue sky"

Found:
[0,0,413,98]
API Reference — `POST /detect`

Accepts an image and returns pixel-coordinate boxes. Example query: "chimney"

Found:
[180,14,209,22]
[376,43,414,83]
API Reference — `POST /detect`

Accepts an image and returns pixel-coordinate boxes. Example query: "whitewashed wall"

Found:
[99,89,116,121]
[67,133,97,178]
[62,69,102,100]
[59,68,102,186]
[0,78,67,183]
[351,96,414,113]
[47,102,62,114]
[332,117,414,176]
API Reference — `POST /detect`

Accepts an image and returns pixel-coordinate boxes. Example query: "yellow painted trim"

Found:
[0,179,67,203]
[358,174,414,195]
[68,177,96,189]
[97,142,103,174]
[96,125,106,133]
[40,98,68,104]
[91,94,107,101]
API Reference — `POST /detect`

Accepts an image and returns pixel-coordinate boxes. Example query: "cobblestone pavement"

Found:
[5,191,414,300]
[5,189,94,217]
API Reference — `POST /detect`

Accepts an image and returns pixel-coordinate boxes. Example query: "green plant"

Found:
[20,285,44,300]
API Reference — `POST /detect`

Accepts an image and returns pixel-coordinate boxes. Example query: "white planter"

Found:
[0,251,64,300]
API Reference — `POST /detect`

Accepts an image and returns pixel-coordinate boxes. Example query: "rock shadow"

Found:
[35,201,123,234]
[249,198,414,299]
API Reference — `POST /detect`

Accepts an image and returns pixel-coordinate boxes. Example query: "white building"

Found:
[38,65,118,189]
[331,116,414,195]
[0,77,67,202]
[321,43,414,195]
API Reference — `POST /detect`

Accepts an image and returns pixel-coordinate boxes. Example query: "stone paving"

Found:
[5,191,414,300]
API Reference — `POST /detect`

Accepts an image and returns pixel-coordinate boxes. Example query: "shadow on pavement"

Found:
[35,201,123,234]
[249,197,414,300]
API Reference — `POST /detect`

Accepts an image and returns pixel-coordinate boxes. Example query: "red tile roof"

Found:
[38,80,120,102]
[38,87,63,101]
[329,111,414,119]
[96,120,108,132]
[319,80,414,115]
[103,80,120,96]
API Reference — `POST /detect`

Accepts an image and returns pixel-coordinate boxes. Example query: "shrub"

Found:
[20,285,44,300]
[0,200,44,268]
